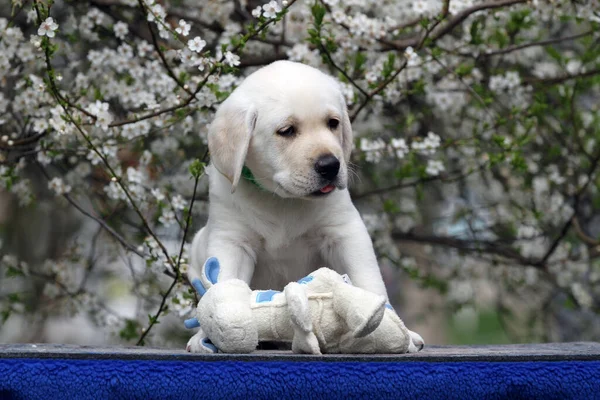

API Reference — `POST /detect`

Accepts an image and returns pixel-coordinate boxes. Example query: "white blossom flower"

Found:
[404,46,420,67]
[151,188,165,202]
[137,40,153,57]
[175,19,191,37]
[26,9,37,24]
[412,132,441,155]
[32,118,49,133]
[340,82,354,105]
[13,180,33,207]
[533,61,559,78]
[331,9,347,24]
[159,209,177,226]
[391,138,408,158]
[140,150,153,166]
[147,3,166,23]
[360,138,386,163]
[127,167,145,184]
[104,181,126,200]
[224,51,240,67]
[489,71,521,92]
[566,59,582,75]
[448,280,473,304]
[252,6,262,18]
[172,291,194,317]
[48,177,71,195]
[187,36,206,53]
[286,43,313,62]
[37,150,52,165]
[425,159,445,176]
[113,21,128,40]
[30,35,42,48]
[86,101,113,131]
[262,1,282,18]
[172,194,186,210]
[38,17,58,38]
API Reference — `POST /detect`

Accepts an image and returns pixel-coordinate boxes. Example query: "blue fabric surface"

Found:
[1,358,599,400]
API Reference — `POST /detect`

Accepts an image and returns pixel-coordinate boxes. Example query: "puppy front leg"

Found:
[205,233,257,284]
[321,219,388,299]
[189,227,257,284]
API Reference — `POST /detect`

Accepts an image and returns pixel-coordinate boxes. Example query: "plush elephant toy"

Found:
[185,257,424,354]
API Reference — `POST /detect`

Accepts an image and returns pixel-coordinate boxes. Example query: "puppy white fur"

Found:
[187,61,423,352]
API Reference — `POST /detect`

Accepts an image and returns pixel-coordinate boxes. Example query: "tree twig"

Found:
[136,164,202,345]
[36,163,145,259]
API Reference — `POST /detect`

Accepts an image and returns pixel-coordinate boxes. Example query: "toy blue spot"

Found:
[201,338,218,353]
[192,278,207,297]
[297,275,314,284]
[256,290,280,303]
[204,257,220,284]
[385,304,394,310]
[184,318,200,329]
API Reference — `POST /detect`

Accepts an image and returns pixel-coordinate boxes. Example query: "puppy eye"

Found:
[277,126,296,137]
[328,119,340,130]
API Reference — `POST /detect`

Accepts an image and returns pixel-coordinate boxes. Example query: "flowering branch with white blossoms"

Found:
[1,0,600,346]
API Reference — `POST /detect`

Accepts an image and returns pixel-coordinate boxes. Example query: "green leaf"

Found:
[545,46,563,62]
[7,293,20,303]
[510,152,527,172]
[119,319,140,341]
[455,63,473,77]
[382,53,396,79]
[311,2,326,28]
[148,314,159,325]
[354,52,367,74]
[1,310,9,324]
[470,19,483,45]
[93,87,104,101]
[189,159,205,178]
[492,135,507,148]
[395,162,414,179]
[563,296,576,310]
[5,266,24,278]
[383,199,400,214]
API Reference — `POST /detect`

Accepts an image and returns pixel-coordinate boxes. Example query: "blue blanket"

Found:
[1,358,599,399]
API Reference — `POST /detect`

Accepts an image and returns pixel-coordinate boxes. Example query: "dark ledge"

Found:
[1,342,599,362]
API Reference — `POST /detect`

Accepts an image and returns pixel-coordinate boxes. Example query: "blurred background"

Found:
[1,0,599,347]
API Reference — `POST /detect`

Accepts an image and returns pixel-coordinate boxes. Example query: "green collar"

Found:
[241,166,265,191]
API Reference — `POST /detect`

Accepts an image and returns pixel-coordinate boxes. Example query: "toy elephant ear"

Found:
[185,257,222,330]
[191,257,221,297]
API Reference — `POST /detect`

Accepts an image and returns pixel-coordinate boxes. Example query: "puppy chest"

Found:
[252,237,325,290]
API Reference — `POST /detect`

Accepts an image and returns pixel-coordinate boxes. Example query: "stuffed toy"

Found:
[185,257,424,354]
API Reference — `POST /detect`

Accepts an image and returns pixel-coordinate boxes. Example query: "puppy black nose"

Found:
[314,154,340,181]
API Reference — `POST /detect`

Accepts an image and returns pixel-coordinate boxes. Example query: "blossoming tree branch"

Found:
[0,0,599,345]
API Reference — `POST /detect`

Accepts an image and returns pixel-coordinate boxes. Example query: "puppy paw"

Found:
[186,330,218,354]
[407,329,425,353]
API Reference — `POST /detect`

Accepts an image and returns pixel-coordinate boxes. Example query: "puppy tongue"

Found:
[320,184,335,194]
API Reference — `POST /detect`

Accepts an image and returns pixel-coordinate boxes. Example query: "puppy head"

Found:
[208,61,352,198]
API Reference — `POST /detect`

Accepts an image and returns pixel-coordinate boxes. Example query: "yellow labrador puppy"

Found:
[187,60,423,352]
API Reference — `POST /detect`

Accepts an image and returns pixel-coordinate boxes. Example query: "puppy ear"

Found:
[339,95,353,162]
[208,102,258,193]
